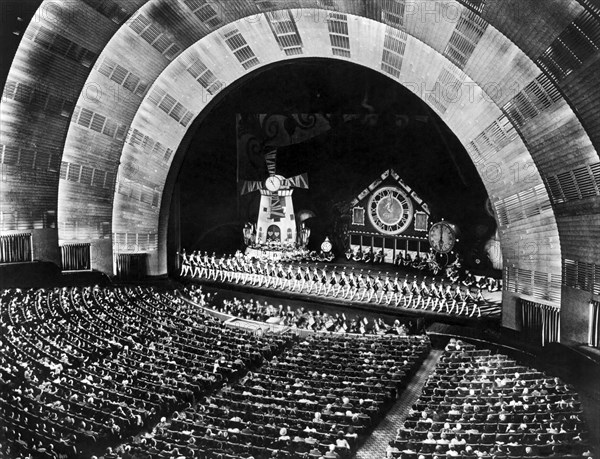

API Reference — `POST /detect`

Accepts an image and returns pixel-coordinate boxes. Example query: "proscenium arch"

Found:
[106,11,566,305]
[62,6,593,313]
[2,0,599,339]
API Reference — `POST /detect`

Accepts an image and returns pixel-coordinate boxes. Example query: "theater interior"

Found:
[1,0,600,458]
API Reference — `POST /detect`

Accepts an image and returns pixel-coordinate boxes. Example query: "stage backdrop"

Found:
[236,113,433,249]
[347,169,432,263]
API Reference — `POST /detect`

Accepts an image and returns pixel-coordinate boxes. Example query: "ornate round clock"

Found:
[321,237,332,253]
[265,175,282,192]
[428,221,458,254]
[368,186,414,235]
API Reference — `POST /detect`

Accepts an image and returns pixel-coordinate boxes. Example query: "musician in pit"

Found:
[394,251,404,266]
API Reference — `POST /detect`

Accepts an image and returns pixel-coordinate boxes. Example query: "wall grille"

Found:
[59,161,115,190]
[0,144,59,173]
[466,115,518,163]
[81,0,129,24]
[0,210,57,231]
[128,13,182,61]
[266,10,303,55]
[255,0,276,11]
[327,12,351,58]
[96,57,148,97]
[222,28,260,70]
[577,0,600,18]
[381,27,407,78]
[71,106,128,140]
[536,10,600,82]
[125,128,174,162]
[182,0,222,29]
[427,67,465,114]
[146,87,195,127]
[24,24,97,68]
[317,0,337,7]
[116,178,161,209]
[381,0,406,29]
[504,266,561,303]
[460,0,485,13]
[494,184,551,226]
[544,162,600,204]
[3,80,74,117]
[443,8,488,69]
[563,258,600,294]
[502,74,562,129]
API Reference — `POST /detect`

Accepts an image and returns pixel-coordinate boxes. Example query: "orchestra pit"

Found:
[1,1,600,458]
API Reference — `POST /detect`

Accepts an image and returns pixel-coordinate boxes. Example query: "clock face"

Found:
[321,241,332,253]
[368,186,414,235]
[428,222,456,253]
[265,175,282,192]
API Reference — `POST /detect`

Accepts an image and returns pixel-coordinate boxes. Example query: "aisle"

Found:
[355,349,444,459]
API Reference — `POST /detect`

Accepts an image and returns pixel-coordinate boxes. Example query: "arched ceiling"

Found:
[2,0,600,310]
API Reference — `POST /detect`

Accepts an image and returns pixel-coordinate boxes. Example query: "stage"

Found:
[183,257,503,327]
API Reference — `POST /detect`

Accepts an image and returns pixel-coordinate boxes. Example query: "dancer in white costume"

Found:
[178,250,191,276]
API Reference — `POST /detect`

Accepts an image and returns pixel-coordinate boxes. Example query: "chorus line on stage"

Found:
[178,251,501,319]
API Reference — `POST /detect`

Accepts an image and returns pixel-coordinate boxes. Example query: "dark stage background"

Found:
[176,59,496,271]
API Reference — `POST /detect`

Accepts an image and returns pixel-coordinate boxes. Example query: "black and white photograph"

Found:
[0,0,599,458]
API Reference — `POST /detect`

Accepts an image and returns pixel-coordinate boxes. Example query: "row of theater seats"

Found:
[0,286,288,458]
[0,285,593,459]
[386,339,591,459]
[119,333,431,459]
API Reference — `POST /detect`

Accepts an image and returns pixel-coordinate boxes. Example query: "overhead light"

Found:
[13,31,21,36]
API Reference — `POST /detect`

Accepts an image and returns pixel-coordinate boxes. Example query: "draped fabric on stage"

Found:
[519,299,560,347]
[590,300,600,348]
[115,253,147,280]
[60,244,91,271]
[0,233,32,263]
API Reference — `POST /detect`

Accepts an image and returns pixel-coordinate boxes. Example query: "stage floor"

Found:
[183,258,502,326]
